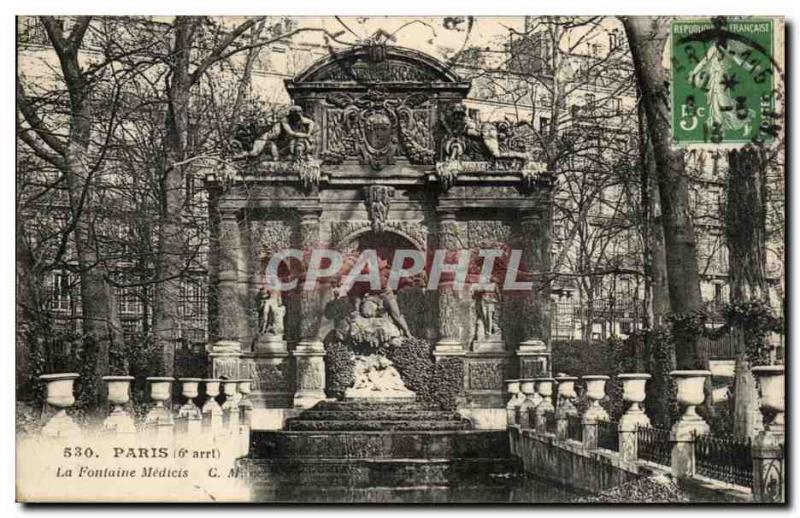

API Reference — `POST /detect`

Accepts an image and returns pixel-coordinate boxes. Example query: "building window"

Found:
[620,321,633,335]
[714,283,723,304]
[50,270,72,312]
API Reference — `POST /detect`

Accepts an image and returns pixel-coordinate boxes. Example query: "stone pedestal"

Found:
[255,334,288,355]
[752,365,785,502]
[582,375,609,449]
[293,341,326,409]
[517,339,550,379]
[669,370,711,479]
[618,373,651,461]
[753,429,785,502]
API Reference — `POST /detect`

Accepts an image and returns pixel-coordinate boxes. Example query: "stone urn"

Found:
[669,370,710,435]
[145,377,174,428]
[618,373,651,429]
[202,378,224,434]
[534,378,555,414]
[505,379,525,425]
[517,378,542,428]
[752,365,784,432]
[39,373,80,438]
[176,378,202,435]
[555,376,578,416]
[102,375,136,434]
[582,375,610,422]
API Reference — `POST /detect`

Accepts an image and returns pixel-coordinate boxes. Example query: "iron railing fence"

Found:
[694,432,753,487]
[637,425,671,467]
[567,414,583,442]
[597,420,619,452]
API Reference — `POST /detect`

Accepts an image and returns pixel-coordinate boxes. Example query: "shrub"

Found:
[324,340,355,399]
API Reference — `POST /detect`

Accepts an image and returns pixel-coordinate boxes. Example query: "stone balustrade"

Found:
[37,373,254,460]
[505,368,786,502]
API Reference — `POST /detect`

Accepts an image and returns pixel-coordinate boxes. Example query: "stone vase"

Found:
[670,370,710,435]
[177,377,203,435]
[752,365,784,432]
[39,373,80,438]
[581,375,610,422]
[505,379,525,426]
[145,377,174,429]
[202,379,224,435]
[555,376,578,416]
[517,378,541,428]
[534,378,555,414]
[102,375,136,434]
[618,373,651,429]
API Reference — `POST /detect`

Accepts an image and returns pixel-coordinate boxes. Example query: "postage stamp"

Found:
[671,18,778,147]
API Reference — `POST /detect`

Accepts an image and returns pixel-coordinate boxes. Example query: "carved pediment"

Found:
[291,45,463,85]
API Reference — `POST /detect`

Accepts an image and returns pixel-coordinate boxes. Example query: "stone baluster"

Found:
[533,378,555,433]
[517,378,541,429]
[202,378,224,441]
[293,208,327,409]
[617,373,651,461]
[176,378,203,436]
[102,375,136,434]
[669,370,710,479]
[145,377,175,440]
[554,376,578,441]
[752,365,785,503]
[505,379,525,426]
[581,375,609,449]
[238,379,254,459]
[39,373,80,438]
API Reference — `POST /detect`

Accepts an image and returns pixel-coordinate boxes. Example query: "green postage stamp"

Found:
[671,18,779,147]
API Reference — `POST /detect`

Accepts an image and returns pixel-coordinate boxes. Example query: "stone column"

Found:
[617,373,651,462]
[210,211,246,377]
[752,366,785,503]
[517,209,551,378]
[669,370,710,479]
[293,209,326,408]
[434,209,466,357]
[582,375,609,449]
[554,376,578,441]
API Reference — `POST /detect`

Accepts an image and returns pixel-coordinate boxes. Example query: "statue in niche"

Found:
[474,288,502,341]
[235,105,315,161]
[333,288,415,400]
[256,282,285,338]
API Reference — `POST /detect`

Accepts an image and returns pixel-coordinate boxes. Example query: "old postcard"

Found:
[15,15,785,504]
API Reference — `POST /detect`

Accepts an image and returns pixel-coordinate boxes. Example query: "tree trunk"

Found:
[41,17,124,404]
[622,17,704,369]
[153,16,200,376]
[727,147,769,440]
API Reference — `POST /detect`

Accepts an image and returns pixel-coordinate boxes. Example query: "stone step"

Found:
[251,430,510,460]
[242,457,520,489]
[298,410,464,422]
[286,419,472,432]
[311,400,433,412]
[248,482,528,504]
